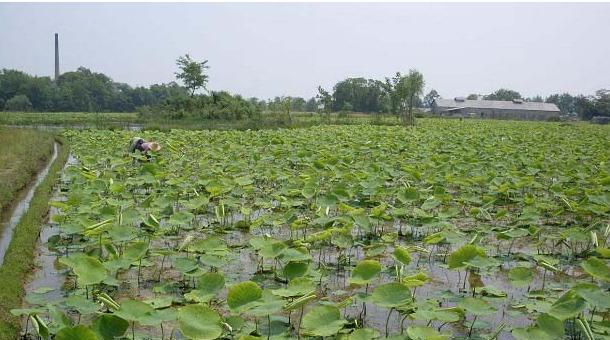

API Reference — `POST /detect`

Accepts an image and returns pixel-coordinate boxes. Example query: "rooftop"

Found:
[435,98,560,112]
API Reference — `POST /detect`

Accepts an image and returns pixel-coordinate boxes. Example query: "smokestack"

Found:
[54,33,59,82]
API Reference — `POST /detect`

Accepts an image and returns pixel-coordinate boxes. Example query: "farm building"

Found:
[433,98,561,121]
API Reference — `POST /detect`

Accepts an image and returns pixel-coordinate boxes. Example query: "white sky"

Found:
[1,2,609,99]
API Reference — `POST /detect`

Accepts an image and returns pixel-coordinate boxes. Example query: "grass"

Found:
[0,136,69,340]
[0,111,406,131]
[0,128,55,221]
[0,112,139,127]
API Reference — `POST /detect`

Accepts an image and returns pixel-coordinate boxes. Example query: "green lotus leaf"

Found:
[227,281,263,312]
[64,295,100,315]
[508,267,534,287]
[392,246,411,265]
[283,261,309,280]
[91,314,129,340]
[548,290,586,320]
[349,260,381,285]
[348,328,381,339]
[572,283,610,310]
[370,282,412,308]
[55,325,99,340]
[301,305,347,337]
[113,300,155,322]
[123,241,149,261]
[581,256,610,282]
[272,277,316,297]
[406,325,450,340]
[512,313,564,340]
[178,304,223,340]
[447,244,486,270]
[59,253,107,286]
[457,297,496,316]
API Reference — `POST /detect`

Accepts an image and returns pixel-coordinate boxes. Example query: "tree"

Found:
[466,94,479,100]
[527,95,544,103]
[545,93,575,113]
[175,54,209,96]
[423,89,440,109]
[5,94,33,111]
[304,97,317,112]
[316,86,333,119]
[484,89,522,101]
[332,78,384,113]
[387,70,425,126]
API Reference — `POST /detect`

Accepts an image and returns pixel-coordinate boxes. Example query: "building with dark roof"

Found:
[433,98,561,121]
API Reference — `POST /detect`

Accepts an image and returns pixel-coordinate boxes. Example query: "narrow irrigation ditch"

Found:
[0,139,69,340]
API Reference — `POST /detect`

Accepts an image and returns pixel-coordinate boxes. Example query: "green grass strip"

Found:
[0,137,69,340]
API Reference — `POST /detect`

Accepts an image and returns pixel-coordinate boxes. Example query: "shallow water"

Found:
[0,142,59,267]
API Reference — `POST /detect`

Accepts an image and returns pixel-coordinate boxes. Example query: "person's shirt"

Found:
[129,137,144,153]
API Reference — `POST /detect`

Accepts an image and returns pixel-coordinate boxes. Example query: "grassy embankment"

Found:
[0,111,407,131]
[0,128,55,221]
[0,111,139,127]
[0,134,69,340]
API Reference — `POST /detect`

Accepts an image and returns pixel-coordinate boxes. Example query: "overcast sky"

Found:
[1,2,609,99]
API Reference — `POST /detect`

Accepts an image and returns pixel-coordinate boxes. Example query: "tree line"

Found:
[2,58,607,121]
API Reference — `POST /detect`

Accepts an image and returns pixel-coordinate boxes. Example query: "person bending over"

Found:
[128,137,161,154]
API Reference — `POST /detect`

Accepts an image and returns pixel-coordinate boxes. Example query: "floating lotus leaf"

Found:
[227,281,263,312]
[447,244,486,270]
[508,267,534,287]
[178,304,223,340]
[392,246,411,265]
[113,300,155,322]
[282,261,309,280]
[54,325,98,340]
[406,326,449,340]
[581,256,610,282]
[301,305,347,337]
[548,290,586,321]
[272,277,316,297]
[348,328,381,339]
[512,313,564,340]
[59,253,107,286]
[64,295,100,315]
[349,260,382,285]
[457,297,496,316]
[370,282,412,308]
[91,314,129,340]
[572,283,610,310]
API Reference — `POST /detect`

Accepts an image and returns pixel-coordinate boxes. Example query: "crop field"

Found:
[13,119,610,339]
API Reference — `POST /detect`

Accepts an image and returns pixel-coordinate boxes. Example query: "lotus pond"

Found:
[15,119,610,339]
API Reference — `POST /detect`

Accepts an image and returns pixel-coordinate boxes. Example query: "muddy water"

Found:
[22,189,571,339]
[0,142,59,267]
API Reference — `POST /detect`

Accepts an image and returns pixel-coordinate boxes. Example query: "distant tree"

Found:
[290,97,306,112]
[466,94,479,100]
[484,89,522,101]
[175,54,209,96]
[593,89,610,117]
[393,70,425,126]
[573,95,596,120]
[423,89,440,109]
[545,93,575,113]
[5,94,33,111]
[527,95,544,103]
[304,97,317,112]
[332,78,384,112]
[316,86,333,119]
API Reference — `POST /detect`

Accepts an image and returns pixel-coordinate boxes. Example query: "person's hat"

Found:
[149,142,161,152]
